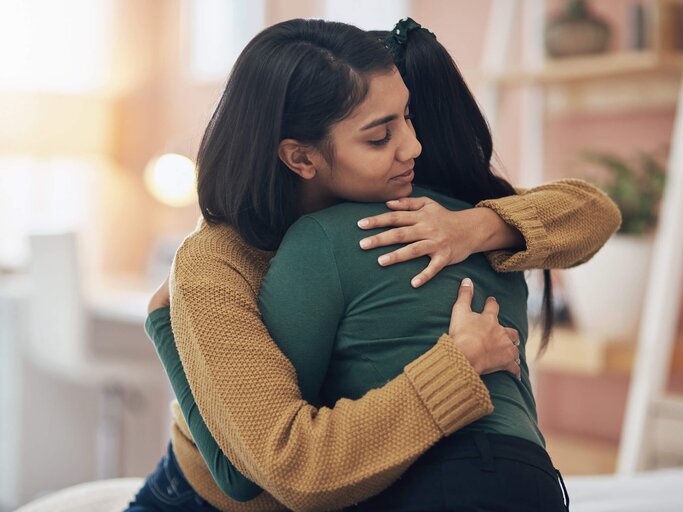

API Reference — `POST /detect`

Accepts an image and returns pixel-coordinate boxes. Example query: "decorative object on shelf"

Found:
[545,0,611,58]
[564,150,667,341]
[625,1,683,53]
[651,1,683,53]
[627,3,648,51]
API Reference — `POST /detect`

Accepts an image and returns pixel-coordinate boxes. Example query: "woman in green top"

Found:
[256,19,568,511]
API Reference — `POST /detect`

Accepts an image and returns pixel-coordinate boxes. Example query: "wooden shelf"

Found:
[474,51,683,115]
[484,51,683,86]
[526,328,683,376]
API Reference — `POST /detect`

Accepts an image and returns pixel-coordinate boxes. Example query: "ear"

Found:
[278,139,320,180]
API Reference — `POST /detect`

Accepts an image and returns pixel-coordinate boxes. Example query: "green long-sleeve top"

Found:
[146,187,539,502]
[258,187,542,449]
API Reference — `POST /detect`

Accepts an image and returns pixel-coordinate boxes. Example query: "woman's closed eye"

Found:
[368,114,415,147]
[368,128,392,146]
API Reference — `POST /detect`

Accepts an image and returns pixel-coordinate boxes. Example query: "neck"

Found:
[297,180,337,216]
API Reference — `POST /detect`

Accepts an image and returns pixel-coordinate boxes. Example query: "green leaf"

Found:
[580,149,667,235]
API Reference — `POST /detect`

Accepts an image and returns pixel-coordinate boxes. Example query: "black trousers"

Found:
[347,431,570,512]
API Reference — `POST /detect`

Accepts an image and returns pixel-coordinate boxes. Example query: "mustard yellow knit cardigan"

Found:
[168,179,620,511]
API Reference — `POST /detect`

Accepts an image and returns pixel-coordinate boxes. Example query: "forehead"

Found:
[342,68,409,127]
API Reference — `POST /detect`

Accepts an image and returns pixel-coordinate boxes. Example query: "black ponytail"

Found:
[375,20,554,353]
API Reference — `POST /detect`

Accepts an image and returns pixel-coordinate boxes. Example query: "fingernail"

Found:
[387,200,399,206]
[461,277,472,287]
[357,219,370,228]
[378,255,389,266]
[359,238,371,249]
[411,277,422,288]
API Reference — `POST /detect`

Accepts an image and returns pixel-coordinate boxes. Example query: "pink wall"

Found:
[537,371,631,442]
[544,109,676,181]
[412,0,493,72]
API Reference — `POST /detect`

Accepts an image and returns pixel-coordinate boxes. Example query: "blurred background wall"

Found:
[1,1,682,510]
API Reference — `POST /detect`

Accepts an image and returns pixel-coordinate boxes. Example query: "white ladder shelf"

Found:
[618,67,683,472]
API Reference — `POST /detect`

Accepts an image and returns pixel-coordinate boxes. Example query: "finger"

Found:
[506,362,522,381]
[385,196,431,211]
[500,346,520,378]
[360,226,420,250]
[505,328,520,346]
[508,346,522,380]
[482,296,499,318]
[357,211,416,230]
[453,278,474,313]
[411,256,447,288]
[377,240,432,266]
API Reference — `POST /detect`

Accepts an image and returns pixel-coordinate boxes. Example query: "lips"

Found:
[391,168,414,183]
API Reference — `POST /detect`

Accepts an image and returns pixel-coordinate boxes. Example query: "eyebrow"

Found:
[361,114,397,131]
[360,94,411,131]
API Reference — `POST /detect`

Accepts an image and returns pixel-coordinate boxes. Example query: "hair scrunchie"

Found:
[384,17,436,77]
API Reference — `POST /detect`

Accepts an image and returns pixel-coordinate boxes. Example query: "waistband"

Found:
[419,431,569,510]
[420,431,556,479]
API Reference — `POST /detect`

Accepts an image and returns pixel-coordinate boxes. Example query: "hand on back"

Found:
[448,278,521,380]
[357,197,485,288]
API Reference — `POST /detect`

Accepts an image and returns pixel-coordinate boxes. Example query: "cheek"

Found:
[336,147,390,184]
[358,149,395,180]
[328,152,407,202]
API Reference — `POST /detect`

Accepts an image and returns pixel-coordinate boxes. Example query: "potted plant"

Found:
[564,150,666,341]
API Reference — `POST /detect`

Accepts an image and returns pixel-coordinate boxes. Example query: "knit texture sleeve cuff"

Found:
[403,334,493,436]
[476,195,551,272]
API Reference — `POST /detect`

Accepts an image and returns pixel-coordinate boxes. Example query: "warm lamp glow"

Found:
[144,153,196,207]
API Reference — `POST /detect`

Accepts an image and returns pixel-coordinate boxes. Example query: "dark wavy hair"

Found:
[372,25,554,354]
[197,19,394,250]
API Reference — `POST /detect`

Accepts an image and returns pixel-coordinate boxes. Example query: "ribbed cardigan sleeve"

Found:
[169,224,493,512]
[476,178,621,272]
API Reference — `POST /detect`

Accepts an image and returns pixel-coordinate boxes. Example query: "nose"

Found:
[396,123,422,163]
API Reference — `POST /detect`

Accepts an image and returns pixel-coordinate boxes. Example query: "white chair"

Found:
[17,232,169,502]
[25,232,128,480]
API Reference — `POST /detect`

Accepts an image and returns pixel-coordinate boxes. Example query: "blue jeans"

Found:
[124,443,220,512]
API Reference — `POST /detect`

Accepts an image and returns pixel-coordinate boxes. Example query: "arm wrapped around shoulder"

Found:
[477,178,621,272]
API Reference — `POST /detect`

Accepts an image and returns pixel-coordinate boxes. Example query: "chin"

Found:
[342,183,414,204]
[391,182,413,199]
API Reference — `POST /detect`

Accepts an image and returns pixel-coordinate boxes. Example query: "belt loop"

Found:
[472,431,496,472]
[555,468,570,511]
